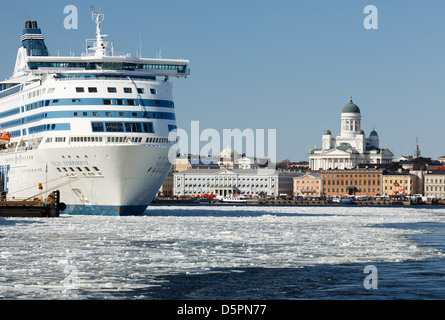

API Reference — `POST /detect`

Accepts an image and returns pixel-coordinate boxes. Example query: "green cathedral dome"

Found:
[342,101,361,114]
[342,94,361,114]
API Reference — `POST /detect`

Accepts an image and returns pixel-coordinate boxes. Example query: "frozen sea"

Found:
[1,204,445,300]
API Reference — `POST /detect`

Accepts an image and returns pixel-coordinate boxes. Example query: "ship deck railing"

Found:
[56,74,157,81]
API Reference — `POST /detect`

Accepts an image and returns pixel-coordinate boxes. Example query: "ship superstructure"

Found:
[0,10,189,215]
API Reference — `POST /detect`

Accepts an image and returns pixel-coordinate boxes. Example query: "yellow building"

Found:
[382,171,418,196]
[424,172,445,199]
[321,169,382,197]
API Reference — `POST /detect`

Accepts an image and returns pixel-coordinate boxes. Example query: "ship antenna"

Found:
[91,7,107,56]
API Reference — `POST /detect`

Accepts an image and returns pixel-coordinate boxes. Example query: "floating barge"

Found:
[0,191,66,218]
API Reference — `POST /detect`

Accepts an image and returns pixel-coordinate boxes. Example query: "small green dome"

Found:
[342,100,361,114]
[357,129,365,135]
[324,128,332,135]
[370,129,378,136]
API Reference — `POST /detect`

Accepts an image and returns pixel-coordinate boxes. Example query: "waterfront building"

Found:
[424,171,445,199]
[321,168,383,197]
[173,168,296,198]
[173,146,293,197]
[293,173,322,197]
[382,170,419,196]
[309,96,393,171]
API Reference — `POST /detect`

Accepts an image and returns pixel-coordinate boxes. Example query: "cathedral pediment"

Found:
[320,148,351,156]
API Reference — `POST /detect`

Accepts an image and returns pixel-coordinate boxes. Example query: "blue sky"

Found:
[1,0,444,161]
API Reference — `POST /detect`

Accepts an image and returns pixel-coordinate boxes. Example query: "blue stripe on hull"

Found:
[64,205,148,216]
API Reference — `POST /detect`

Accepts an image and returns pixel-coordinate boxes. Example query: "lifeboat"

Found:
[0,132,10,145]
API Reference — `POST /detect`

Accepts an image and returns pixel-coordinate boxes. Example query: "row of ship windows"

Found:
[1,98,174,119]
[1,110,175,130]
[0,77,163,106]
[26,98,173,110]
[28,62,187,73]
[46,136,170,144]
[75,87,156,95]
[147,166,170,174]
[56,166,100,173]
[91,122,154,133]
[1,85,156,108]
[10,123,71,137]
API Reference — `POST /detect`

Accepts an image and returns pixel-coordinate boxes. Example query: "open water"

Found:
[1,204,445,300]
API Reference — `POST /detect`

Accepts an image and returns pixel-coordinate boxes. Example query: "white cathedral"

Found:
[309,96,393,171]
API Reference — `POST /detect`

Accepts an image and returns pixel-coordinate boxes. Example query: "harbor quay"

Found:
[154,147,445,206]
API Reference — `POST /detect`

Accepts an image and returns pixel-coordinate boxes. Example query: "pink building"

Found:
[293,173,322,197]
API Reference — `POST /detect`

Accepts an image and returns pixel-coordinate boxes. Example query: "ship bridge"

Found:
[26,56,190,78]
[12,9,190,79]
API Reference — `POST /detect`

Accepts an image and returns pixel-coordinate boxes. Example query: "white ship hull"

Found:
[1,144,172,215]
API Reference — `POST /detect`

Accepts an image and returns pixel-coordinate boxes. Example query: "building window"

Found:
[76,87,84,93]
[107,87,117,93]
[88,87,98,93]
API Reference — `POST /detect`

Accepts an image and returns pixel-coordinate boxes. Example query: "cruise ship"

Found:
[0,10,189,215]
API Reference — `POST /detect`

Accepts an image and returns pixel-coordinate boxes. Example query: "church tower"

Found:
[339,94,361,138]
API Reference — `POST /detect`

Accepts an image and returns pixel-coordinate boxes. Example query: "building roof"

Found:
[342,98,361,114]
[295,172,321,179]
[424,170,445,176]
[175,168,300,177]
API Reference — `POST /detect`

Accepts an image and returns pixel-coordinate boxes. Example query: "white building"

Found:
[309,96,393,170]
[173,146,289,198]
[173,168,297,198]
